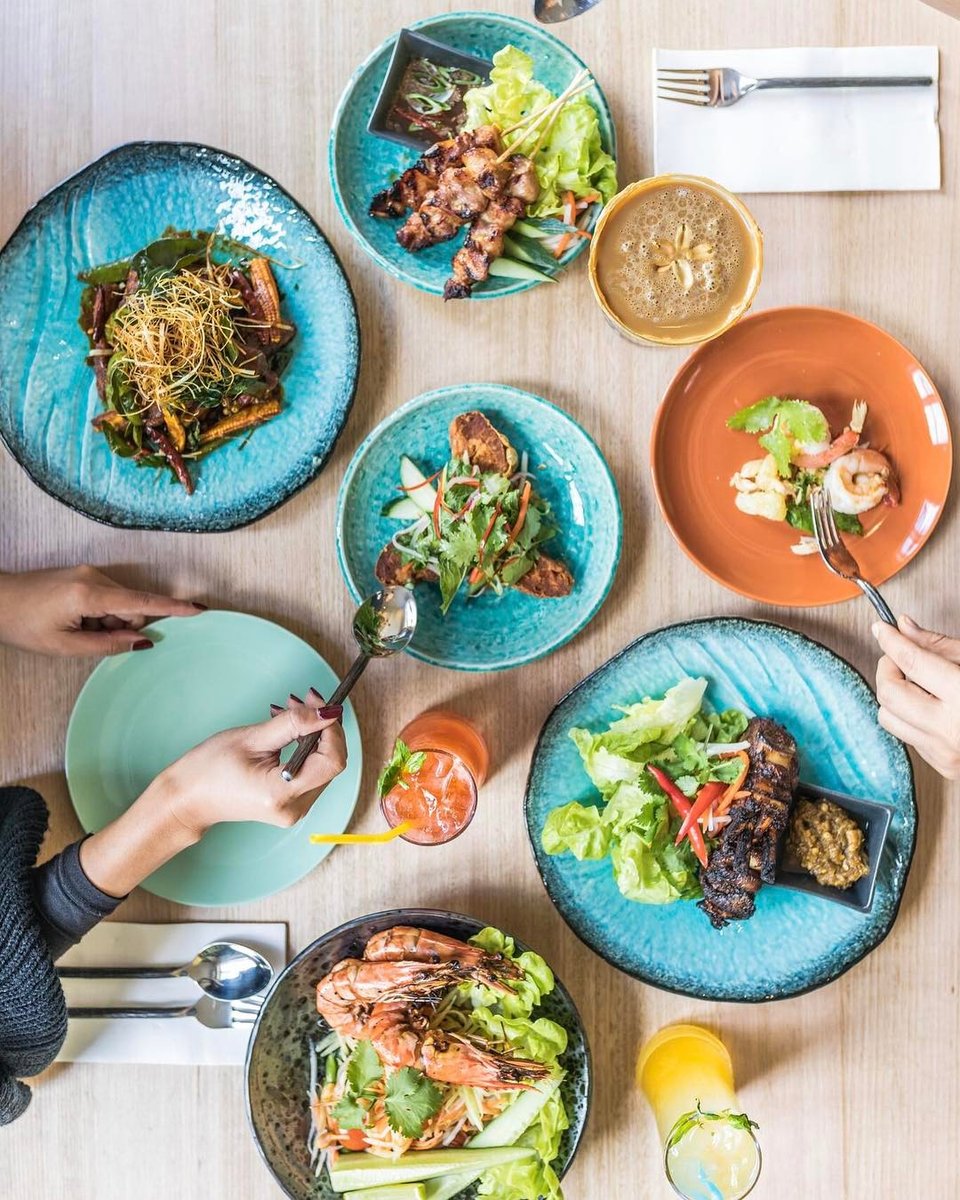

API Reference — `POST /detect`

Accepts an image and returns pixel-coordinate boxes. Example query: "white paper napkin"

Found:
[653,46,940,192]
[57,922,286,1066]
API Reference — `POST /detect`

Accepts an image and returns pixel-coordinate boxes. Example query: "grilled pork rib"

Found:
[698,717,799,929]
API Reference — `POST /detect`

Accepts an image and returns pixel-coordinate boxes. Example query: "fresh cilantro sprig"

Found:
[727,397,830,477]
[383,1067,443,1137]
[377,739,427,798]
[666,1101,760,1151]
[330,1040,384,1130]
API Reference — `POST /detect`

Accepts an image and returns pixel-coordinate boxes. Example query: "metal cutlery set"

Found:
[60,940,273,1027]
[656,65,934,108]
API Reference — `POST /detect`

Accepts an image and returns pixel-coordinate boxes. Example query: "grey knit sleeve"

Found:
[30,839,126,961]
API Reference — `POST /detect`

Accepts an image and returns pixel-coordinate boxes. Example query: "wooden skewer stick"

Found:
[494,73,595,163]
[498,68,590,137]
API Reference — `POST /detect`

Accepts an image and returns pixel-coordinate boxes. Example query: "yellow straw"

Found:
[309,822,413,845]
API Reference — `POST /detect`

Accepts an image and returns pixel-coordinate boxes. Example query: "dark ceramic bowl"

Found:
[245,908,592,1200]
[367,28,492,151]
[775,782,895,915]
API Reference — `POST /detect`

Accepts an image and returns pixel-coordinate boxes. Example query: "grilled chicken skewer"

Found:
[698,717,799,928]
[376,411,573,600]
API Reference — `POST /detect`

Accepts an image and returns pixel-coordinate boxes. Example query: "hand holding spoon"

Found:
[281,586,417,782]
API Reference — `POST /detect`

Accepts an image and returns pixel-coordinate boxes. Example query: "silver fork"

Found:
[657,66,934,108]
[67,995,263,1028]
[809,488,896,626]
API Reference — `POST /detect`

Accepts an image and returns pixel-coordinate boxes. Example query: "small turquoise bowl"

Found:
[0,141,360,531]
[525,617,917,1002]
[329,12,616,299]
[335,383,622,672]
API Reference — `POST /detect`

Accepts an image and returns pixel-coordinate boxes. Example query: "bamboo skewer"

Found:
[494,70,595,163]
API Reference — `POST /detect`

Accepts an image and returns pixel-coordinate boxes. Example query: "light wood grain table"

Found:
[2,1,958,1197]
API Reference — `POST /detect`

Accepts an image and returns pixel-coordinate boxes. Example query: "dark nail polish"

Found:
[319,704,343,719]
[132,639,153,652]
[270,703,284,717]
[193,602,209,612]
[289,693,304,705]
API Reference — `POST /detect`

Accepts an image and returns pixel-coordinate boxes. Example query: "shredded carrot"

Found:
[468,566,484,585]
[563,190,576,226]
[399,466,443,491]
[507,481,532,546]
[432,467,446,537]
[477,501,502,561]
[714,752,751,815]
[553,232,575,259]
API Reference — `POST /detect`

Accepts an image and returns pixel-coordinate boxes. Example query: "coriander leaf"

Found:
[786,502,862,536]
[758,417,794,477]
[446,523,479,568]
[776,399,829,446]
[726,395,784,432]
[384,1067,443,1138]
[347,1040,384,1096]
[439,557,467,614]
[331,1095,368,1130]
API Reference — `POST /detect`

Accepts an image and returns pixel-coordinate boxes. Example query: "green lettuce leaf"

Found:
[467,927,555,1019]
[541,801,610,859]
[477,1090,567,1200]
[727,398,830,478]
[468,1008,568,1064]
[463,45,617,219]
[611,829,702,904]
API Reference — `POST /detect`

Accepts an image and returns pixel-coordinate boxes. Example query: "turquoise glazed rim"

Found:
[0,141,360,531]
[524,617,918,1002]
[328,11,617,299]
[334,382,623,672]
[245,908,591,1200]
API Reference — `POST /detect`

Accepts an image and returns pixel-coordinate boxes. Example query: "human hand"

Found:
[873,616,960,780]
[152,689,348,836]
[0,565,204,657]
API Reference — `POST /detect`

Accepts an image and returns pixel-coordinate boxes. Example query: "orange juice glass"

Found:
[638,1024,761,1200]
[380,710,488,846]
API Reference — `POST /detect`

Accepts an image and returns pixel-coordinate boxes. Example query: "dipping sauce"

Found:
[386,57,485,144]
[589,175,762,346]
[785,797,869,889]
[379,710,488,846]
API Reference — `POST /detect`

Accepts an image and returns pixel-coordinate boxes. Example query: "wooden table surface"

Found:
[2,1,959,1196]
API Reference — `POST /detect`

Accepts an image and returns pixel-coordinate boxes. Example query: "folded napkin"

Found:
[653,46,940,192]
[56,922,286,1066]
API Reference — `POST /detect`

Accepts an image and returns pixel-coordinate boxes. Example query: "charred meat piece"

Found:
[698,717,798,929]
[449,411,518,474]
[370,127,501,219]
[375,546,436,589]
[513,554,574,598]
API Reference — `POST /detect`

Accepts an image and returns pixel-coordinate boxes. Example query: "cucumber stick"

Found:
[488,258,556,285]
[423,1077,563,1200]
[382,496,425,521]
[399,455,437,513]
[345,1186,426,1200]
[328,1146,534,1194]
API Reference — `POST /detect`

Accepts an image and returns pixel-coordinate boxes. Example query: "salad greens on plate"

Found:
[542,677,750,905]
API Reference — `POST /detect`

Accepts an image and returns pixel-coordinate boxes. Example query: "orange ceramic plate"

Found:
[651,307,952,607]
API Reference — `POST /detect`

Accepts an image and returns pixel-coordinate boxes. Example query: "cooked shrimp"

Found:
[364,926,522,991]
[824,448,900,514]
[793,400,867,469]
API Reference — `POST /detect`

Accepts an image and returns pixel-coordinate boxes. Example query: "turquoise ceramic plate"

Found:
[246,909,591,1200]
[525,618,917,1001]
[335,383,622,671]
[329,12,616,299]
[0,142,359,530]
[65,611,362,906]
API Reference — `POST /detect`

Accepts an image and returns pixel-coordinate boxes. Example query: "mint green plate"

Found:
[65,612,362,906]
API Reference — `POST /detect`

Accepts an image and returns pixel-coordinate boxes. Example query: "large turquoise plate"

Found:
[335,383,622,672]
[246,909,591,1200]
[525,618,917,1001]
[0,141,360,530]
[329,12,616,299]
[65,611,362,906]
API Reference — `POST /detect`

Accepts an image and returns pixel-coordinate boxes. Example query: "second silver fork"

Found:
[657,66,934,108]
[809,487,897,626]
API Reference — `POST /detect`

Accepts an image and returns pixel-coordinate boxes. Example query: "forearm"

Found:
[78,775,201,898]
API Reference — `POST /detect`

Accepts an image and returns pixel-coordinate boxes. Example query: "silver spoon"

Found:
[535,0,602,23]
[281,586,418,782]
[58,941,274,1001]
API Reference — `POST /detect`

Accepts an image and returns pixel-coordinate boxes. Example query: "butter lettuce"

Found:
[541,676,750,906]
[463,45,617,218]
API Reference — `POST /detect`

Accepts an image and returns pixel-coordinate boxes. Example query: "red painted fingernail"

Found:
[318,705,343,719]
[132,639,153,651]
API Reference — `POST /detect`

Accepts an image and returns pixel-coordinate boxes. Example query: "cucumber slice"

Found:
[512,219,552,240]
[488,257,557,285]
[345,1186,426,1200]
[399,455,437,513]
[382,496,426,520]
[423,1078,563,1200]
[329,1147,535,1193]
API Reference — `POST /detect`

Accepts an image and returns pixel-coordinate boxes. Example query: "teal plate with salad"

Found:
[524,618,917,1002]
[329,13,617,299]
[335,383,621,672]
[245,908,591,1200]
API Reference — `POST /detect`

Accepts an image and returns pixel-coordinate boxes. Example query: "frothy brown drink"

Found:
[589,176,762,346]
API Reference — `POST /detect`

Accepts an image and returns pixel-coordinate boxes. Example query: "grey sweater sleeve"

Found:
[30,840,126,961]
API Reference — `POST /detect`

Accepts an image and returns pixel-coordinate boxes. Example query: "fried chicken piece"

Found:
[513,554,574,598]
[449,411,518,474]
[698,718,799,929]
[370,127,501,218]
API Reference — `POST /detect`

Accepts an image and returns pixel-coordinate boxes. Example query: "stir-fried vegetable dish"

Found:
[79,230,295,494]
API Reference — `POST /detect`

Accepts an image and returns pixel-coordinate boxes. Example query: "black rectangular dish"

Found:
[367,29,492,151]
[775,781,895,915]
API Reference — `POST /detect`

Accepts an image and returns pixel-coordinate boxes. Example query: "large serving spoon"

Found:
[58,940,274,1001]
[534,0,602,23]
[281,586,418,782]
